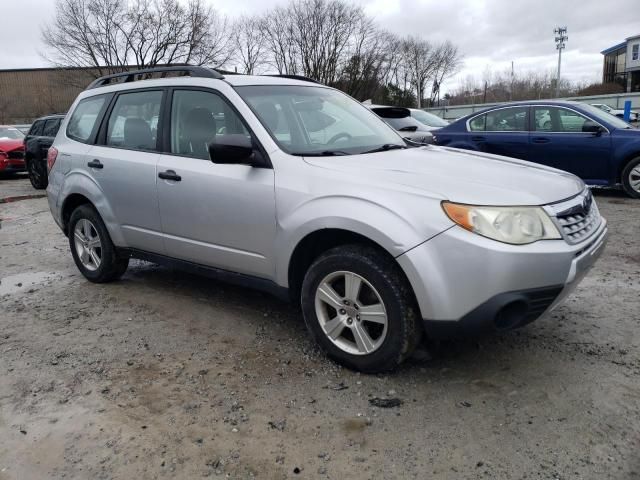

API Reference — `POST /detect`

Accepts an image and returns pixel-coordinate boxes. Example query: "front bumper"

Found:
[0,156,26,172]
[397,218,608,338]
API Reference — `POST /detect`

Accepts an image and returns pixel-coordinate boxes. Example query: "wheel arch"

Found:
[617,151,640,183]
[285,228,421,307]
[61,193,94,235]
[58,171,124,245]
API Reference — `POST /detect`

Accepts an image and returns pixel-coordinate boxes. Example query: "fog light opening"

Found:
[494,300,528,330]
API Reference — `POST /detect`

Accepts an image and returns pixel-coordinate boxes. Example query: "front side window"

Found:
[534,107,590,132]
[67,95,108,143]
[236,85,402,155]
[170,89,251,160]
[107,90,162,151]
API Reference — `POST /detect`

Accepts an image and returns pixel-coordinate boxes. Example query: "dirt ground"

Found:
[0,176,639,480]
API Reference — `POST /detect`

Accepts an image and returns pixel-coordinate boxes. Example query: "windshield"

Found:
[411,109,449,127]
[580,104,633,129]
[0,127,25,140]
[381,115,427,131]
[236,85,403,155]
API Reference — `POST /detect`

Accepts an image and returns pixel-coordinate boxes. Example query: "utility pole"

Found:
[554,27,568,98]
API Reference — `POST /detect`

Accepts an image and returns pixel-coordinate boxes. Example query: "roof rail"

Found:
[265,74,319,84]
[86,66,224,89]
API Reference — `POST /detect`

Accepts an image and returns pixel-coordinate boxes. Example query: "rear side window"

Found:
[29,120,44,136]
[67,95,108,143]
[469,108,528,132]
[106,90,162,151]
[42,118,61,137]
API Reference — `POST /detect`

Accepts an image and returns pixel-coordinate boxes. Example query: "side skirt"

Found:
[117,248,291,303]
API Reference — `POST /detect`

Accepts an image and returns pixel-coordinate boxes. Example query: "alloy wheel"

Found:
[73,219,102,271]
[314,271,388,355]
[629,166,640,194]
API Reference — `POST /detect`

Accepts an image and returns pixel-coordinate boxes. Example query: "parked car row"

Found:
[591,103,639,122]
[45,66,607,372]
[432,101,640,198]
[0,126,26,175]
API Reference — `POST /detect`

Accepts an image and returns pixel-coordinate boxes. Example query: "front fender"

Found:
[274,195,451,287]
[59,169,125,245]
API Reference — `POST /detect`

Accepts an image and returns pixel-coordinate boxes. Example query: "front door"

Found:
[528,106,611,182]
[156,88,276,279]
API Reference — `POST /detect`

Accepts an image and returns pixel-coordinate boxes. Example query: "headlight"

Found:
[442,202,561,245]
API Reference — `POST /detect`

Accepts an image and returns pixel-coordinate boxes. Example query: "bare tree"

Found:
[232,16,266,74]
[42,0,231,76]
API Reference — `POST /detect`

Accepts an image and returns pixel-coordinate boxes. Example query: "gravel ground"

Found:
[0,177,639,480]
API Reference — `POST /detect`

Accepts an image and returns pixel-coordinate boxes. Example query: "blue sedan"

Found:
[433,101,640,198]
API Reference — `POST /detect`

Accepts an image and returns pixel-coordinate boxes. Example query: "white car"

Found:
[591,103,639,122]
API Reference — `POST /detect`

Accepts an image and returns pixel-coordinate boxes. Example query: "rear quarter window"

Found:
[29,120,44,136]
[67,95,109,143]
[43,118,61,137]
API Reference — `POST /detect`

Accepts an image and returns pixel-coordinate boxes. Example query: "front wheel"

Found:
[621,157,640,199]
[301,245,422,373]
[68,204,129,282]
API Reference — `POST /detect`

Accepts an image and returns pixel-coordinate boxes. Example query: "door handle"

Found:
[87,159,103,169]
[471,136,486,142]
[158,170,181,182]
[532,137,550,144]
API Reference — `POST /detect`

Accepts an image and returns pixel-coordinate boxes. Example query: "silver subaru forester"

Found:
[46,67,608,372]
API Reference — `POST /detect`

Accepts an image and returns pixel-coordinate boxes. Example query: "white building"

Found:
[601,34,640,92]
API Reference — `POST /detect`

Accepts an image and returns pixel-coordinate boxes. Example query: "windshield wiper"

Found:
[295,150,350,156]
[361,144,408,154]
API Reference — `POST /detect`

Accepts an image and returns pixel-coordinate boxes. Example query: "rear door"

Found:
[466,106,530,159]
[528,106,611,181]
[87,89,165,253]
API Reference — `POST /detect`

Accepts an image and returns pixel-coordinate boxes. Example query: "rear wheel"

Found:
[27,158,48,189]
[621,156,640,199]
[301,245,422,373]
[68,205,129,282]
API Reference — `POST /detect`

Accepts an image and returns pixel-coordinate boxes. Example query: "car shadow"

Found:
[113,259,567,378]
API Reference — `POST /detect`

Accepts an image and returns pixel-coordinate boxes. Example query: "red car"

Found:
[0,126,26,173]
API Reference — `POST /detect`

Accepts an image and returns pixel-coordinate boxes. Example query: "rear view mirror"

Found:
[208,134,268,167]
[582,120,604,135]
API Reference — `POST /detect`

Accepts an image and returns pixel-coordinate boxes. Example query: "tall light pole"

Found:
[554,27,568,98]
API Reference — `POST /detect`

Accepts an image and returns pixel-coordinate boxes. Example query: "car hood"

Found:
[303,145,584,206]
[0,138,24,151]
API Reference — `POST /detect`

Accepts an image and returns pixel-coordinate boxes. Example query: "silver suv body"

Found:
[46,67,608,372]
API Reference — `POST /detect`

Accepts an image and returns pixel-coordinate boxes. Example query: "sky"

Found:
[1,0,639,93]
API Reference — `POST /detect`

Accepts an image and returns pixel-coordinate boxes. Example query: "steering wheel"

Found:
[327,132,352,144]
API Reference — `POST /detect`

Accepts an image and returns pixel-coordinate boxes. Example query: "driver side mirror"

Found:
[582,120,604,136]
[208,134,269,168]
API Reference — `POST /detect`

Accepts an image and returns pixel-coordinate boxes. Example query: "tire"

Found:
[27,158,48,189]
[301,244,422,373]
[621,156,640,199]
[68,204,129,283]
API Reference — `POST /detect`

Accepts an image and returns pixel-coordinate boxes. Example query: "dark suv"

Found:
[24,114,65,189]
